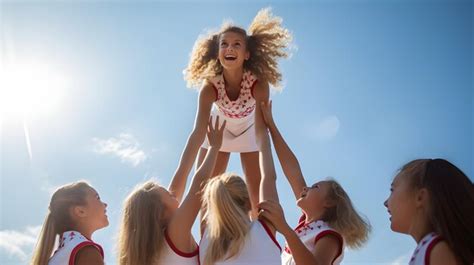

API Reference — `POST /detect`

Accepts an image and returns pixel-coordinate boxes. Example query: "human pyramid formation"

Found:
[30,8,473,265]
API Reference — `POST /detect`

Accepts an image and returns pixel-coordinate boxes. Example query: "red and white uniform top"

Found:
[48,230,104,265]
[210,70,258,120]
[155,230,199,265]
[409,232,443,265]
[199,220,281,265]
[282,219,344,265]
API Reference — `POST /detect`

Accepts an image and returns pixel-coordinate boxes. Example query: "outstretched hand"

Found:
[207,116,226,149]
[258,200,292,235]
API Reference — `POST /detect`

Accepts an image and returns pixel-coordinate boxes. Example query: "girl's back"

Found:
[199,220,281,265]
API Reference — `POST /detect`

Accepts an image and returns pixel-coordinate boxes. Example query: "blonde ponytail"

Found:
[30,213,57,265]
[202,173,251,265]
[30,181,91,265]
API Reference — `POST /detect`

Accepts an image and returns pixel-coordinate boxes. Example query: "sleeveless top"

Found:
[48,230,103,265]
[210,70,258,119]
[199,220,281,265]
[155,230,199,264]
[409,232,443,265]
[281,219,344,265]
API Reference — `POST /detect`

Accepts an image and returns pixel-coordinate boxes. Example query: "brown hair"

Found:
[30,181,92,265]
[184,8,292,89]
[117,181,166,265]
[398,159,474,265]
[322,179,371,249]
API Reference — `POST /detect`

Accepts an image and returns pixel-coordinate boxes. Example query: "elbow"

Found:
[190,127,206,142]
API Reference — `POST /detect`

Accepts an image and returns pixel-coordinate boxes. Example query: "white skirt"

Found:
[201,107,258,153]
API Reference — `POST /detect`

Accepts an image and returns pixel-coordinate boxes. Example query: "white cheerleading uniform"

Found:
[155,230,199,265]
[282,217,344,265]
[199,220,281,265]
[201,70,259,153]
[408,232,443,265]
[48,230,104,265]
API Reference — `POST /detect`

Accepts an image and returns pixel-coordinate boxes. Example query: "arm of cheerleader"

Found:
[167,117,225,254]
[260,100,307,200]
[254,81,279,235]
[168,82,215,202]
[283,227,341,265]
[74,245,104,265]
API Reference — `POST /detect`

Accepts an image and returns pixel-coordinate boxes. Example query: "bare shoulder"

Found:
[199,80,216,102]
[312,233,343,264]
[253,79,269,100]
[74,245,104,265]
[429,241,459,265]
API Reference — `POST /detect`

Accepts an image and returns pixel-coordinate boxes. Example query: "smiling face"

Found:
[384,174,418,233]
[297,181,333,216]
[218,31,249,71]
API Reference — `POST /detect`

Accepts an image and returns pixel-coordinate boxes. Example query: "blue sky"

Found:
[1,0,472,264]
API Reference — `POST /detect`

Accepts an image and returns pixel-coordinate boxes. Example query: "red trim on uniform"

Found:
[258,220,282,252]
[424,236,443,265]
[212,84,219,101]
[68,241,104,265]
[293,214,307,232]
[298,214,306,224]
[250,79,258,98]
[313,230,343,265]
[164,230,199,258]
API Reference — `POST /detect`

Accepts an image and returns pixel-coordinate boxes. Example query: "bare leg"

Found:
[196,148,230,176]
[240,151,261,220]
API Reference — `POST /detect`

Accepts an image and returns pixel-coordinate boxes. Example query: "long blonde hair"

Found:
[117,181,166,265]
[30,181,92,265]
[202,173,251,265]
[322,179,371,249]
[184,8,292,89]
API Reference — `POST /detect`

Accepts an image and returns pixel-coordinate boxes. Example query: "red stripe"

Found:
[293,214,307,232]
[164,230,199,258]
[68,241,104,265]
[313,230,343,265]
[258,220,282,252]
[424,236,443,265]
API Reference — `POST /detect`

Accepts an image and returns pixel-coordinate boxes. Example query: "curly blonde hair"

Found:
[184,8,292,89]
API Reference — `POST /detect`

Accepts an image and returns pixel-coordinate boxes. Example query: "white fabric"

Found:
[201,71,259,153]
[49,230,103,265]
[408,232,442,265]
[155,232,199,265]
[202,108,257,153]
[281,220,344,265]
[199,220,281,265]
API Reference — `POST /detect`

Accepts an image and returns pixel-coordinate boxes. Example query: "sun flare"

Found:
[0,62,67,121]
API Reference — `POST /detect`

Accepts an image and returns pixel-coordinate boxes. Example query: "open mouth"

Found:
[224,55,237,61]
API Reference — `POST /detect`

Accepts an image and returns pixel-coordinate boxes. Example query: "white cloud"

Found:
[307,115,341,141]
[92,133,147,167]
[0,226,41,261]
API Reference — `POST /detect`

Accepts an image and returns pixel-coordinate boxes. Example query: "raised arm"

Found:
[260,100,307,200]
[258,200,341,265]
[254,82,279,235]
[168,82,215,202]
[167,117,226,252]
